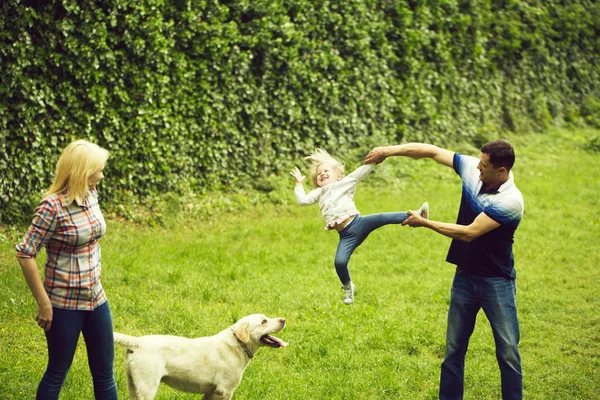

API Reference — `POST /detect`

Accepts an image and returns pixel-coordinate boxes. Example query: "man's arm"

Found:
[365,143,455,168]
[403,211,501,242]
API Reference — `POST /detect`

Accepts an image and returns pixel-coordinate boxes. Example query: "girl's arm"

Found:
[344,163,375,182]
[294,184,320,205]
[291,166,320,205]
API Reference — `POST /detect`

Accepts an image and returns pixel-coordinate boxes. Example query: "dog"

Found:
[113,314,287,400]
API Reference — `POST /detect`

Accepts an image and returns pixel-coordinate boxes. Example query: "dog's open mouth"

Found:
[260,334,288,348]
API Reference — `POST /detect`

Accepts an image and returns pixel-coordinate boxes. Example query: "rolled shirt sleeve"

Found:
[16,198,58,258]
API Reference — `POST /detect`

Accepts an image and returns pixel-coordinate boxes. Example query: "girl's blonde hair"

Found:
[304,148,345,187]
[45,139,109,205]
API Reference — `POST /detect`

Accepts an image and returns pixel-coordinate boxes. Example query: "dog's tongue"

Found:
[271,336,289,347]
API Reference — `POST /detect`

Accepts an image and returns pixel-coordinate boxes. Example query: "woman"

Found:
[16,139,118,399]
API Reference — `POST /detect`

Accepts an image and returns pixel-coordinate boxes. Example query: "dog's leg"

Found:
[129,375,161,400]
[125,365,136,400]
[129,373,161,400]
[124,352,162,400]
[204,390,232,400]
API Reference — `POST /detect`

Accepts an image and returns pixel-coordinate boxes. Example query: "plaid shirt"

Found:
[16,190,107,310]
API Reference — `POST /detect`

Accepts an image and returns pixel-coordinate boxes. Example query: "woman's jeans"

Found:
[440,271,522,400]
[37,301,117,400]
[335,212,409,284]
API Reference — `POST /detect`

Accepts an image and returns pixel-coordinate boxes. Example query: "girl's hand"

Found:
[290,167,306,184]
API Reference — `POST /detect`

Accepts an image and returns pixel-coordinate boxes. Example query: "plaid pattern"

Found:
[16,190,107,310]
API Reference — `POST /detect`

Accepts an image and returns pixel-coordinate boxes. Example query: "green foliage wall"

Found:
[1,0,599,224]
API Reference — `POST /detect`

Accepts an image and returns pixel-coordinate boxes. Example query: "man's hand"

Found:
[290,167,306,184]
[402,210,426,228]
[365,147,390,165]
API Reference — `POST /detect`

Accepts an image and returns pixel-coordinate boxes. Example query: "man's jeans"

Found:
[37,301,118,400]
[335,212,409,284]
[440,271,522,400]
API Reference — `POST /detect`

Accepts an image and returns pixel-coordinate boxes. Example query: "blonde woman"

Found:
[290,148,429,305]
[16,139,117,399]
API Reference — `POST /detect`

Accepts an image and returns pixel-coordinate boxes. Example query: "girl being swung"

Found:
[291,148,429,305]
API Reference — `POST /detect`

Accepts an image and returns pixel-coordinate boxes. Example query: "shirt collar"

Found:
[479,171,514,195]
[497,171,515,193]
[58,192,90,208]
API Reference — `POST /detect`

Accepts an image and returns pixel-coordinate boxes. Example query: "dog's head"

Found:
[232,314,288,348]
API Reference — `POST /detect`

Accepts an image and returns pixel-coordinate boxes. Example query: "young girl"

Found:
[290,148,428,305]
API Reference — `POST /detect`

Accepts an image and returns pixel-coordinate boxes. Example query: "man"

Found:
[365,140,524,400]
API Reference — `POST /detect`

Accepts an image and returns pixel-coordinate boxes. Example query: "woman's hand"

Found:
[290,167,306,184]
[36,302,53,331]
[17,257,54,331]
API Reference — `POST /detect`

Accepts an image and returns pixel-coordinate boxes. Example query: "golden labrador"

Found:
[114,314,287,399]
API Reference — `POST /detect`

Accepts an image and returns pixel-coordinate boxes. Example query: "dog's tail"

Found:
[113,332,139,349]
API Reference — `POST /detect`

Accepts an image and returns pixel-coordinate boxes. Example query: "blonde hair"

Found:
[45,139,109,205]
[304,148,345,187]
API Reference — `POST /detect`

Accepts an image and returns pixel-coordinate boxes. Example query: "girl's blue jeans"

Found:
[36,301,118,400]
[440,271,522,400]
[335,212,409,284]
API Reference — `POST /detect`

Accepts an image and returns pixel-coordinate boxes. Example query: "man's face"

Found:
[477,152,501,184]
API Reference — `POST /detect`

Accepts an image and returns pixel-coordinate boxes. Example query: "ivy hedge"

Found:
[1,0,599,224]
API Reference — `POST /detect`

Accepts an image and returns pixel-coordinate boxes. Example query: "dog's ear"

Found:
[233,320,250,344]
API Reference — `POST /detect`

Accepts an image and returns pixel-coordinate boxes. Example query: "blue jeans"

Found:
[335,212,409,284]
[37,301,117,400]
[440,271,522,400]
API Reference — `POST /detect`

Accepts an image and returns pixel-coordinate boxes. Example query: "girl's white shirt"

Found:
[294,164,375,230]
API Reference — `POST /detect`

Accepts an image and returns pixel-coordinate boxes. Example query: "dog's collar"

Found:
[231,328,254,359]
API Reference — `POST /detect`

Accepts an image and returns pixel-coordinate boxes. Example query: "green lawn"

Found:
[1,128,599,399]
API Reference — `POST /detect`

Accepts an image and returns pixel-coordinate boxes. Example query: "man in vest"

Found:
[366,140,524,400]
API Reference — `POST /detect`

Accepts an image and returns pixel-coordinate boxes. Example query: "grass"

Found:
[1,128,599,399]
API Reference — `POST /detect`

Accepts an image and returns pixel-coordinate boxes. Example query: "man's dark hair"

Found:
[481,140,515,171]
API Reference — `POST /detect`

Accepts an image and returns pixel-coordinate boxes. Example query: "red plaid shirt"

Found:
[16,190,107,310]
